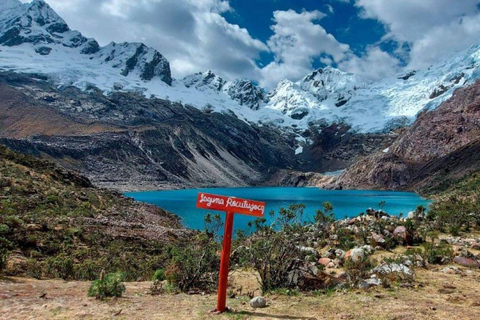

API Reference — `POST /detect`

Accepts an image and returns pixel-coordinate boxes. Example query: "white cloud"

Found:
[339,47,400,80]
[356,0,480,69]
[260,9,350,88]
[39,0,267,80]
[19,0,480,88]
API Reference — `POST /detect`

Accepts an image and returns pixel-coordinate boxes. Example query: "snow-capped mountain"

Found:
[182,70,267,110]
[0,0,172,85]
[1,0,480,134]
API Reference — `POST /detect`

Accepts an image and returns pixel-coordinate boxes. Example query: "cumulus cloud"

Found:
[259,9,350,88]
[19,0,480,88]
[356,0,480,69]
[37,0,267,80]
[339,47,400,80]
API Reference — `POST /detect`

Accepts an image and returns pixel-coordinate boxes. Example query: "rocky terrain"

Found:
[334,79,480,193]
[0,144,189,280]
[1,0,480,192]
[0,71,394,190]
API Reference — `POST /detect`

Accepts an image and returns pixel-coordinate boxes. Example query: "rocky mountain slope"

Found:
[334,79,480,193]
[1,0,480,191]
[0,144,188,280]
[2,0,480,136]
[0,71,298,190]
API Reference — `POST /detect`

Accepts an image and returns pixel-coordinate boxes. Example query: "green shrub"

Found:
[0,237,12,272]
[422,241,453,264]
[314,202,335,225]
[0,224,10,235]
[344,256,377,287]
[163,233,219,292]
[45,254,75,280]
[237,204,313,294]
[152,269,166,282]
[88,272,126,299]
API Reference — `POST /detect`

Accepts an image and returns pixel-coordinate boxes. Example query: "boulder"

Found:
[372,263,413,276]
[393,226,407,240]
[453,256,480,268]
[345,248,364,262]
[250,296,267,308]
[335,249,346,260]
[441,266,461,274]
[371,233,385,246]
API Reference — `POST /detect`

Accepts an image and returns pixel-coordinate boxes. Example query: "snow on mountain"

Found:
[1,0,480,134]
[0,0,171,85]
[182,70,267,110]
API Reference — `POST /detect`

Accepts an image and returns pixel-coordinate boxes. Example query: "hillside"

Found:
[334,78,480,193]
[0,144,189,280]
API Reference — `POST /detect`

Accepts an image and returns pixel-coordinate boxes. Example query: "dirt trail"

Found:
[1,266,480,320]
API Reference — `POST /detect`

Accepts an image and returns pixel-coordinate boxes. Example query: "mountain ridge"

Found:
[1,0,480,135]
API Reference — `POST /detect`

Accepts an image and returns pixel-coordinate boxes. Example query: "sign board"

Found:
[196,192,265,313]
[196,192,265,217]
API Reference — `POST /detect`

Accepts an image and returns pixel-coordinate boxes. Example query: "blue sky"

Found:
[25,0,480,89]
[223,0,387,66]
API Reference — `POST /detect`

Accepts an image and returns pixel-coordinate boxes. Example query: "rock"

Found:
[26,224,42,231]
[250,296,266,308]
[359,278,382,290]
[371,233,385,246]
[453,256,480,268]
[345,248,364,262]
[335,249,346,260]
[298,246,320,259]
[319,258,332,267]
[441,266,461,274]
[393,226,407,238]
[372,263,413,276]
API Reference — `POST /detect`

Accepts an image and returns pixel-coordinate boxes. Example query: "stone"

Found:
[359,278,382,290]
[372,263,413,276]
[345,248,365,262]
[441,266,461,274]
[319,258,332,267]
[393,226,408,241]
[453,256,480,268]
[335,249,346,260]
[371,233,385,246]
[250,296,266,308]
[298,246,320,259]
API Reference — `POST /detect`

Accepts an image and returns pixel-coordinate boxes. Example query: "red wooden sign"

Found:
[196,192,265,313]
[196,192,265,217]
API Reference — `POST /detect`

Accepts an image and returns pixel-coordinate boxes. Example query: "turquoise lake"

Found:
[125,187,431,232]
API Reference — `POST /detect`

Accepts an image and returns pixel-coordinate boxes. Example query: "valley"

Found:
[1,1,480,319]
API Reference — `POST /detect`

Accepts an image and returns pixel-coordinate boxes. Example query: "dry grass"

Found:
[1,265,480,320]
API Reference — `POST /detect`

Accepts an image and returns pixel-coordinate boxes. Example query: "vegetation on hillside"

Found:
[0,144,186,281]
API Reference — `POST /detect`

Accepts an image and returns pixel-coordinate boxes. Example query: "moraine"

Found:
[126,187,431,232]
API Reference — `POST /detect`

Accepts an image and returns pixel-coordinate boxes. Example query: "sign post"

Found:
[196,192,265,313]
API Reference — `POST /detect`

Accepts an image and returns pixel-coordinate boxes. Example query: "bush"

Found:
[237,204,313,294]
[344,256,377,287]
[88,272,126,299]
[163,232,219,292]
[152,269,166,282]
[150,269,166,295]
[422,241,453,264]
[0,236,13,272]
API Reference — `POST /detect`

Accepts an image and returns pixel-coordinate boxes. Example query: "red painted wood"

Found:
[196,192,265,217]
[216,211,235,312]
